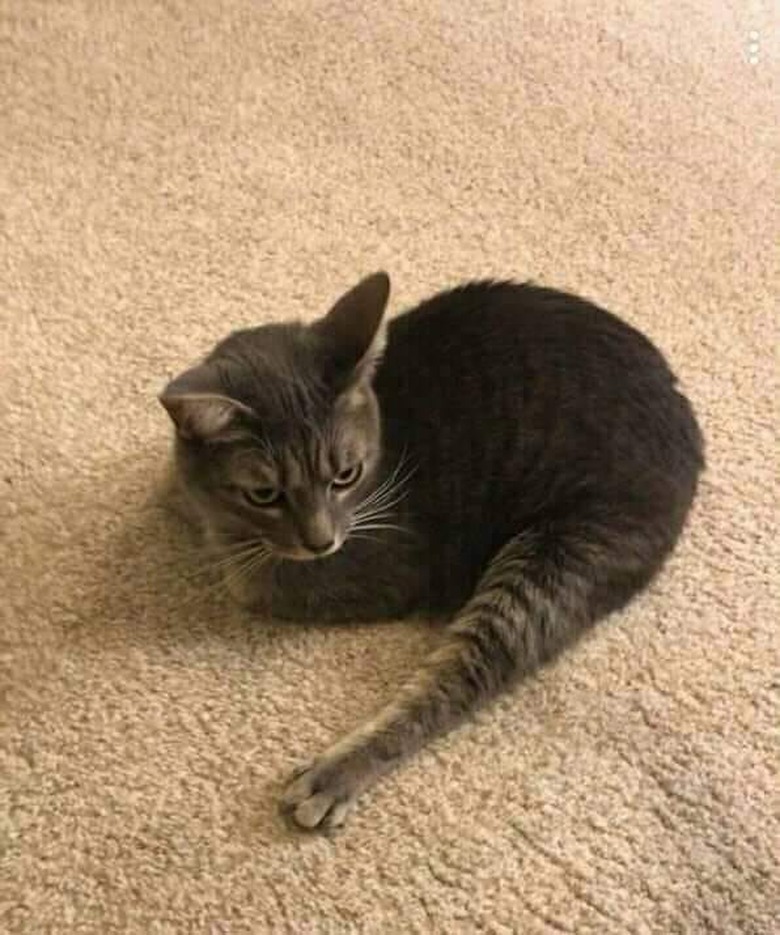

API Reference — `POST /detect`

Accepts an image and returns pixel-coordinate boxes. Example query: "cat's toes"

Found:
[280,755,363,831]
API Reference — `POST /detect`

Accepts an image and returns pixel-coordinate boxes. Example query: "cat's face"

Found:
[173,382,382,560]
[160,273,390,561]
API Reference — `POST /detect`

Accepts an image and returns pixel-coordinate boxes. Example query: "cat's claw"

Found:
[280,755,363,831]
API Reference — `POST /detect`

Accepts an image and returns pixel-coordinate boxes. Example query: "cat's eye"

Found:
[243,486,283,508]
[332,463,363,489]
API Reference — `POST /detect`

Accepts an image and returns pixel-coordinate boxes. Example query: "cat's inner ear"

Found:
[313,271,391,382]
[158,363,255,441]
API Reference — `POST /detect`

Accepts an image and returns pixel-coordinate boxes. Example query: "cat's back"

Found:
[378,280,677,414]
[376,279,702,516]
[384,280,664,370]
[374,280,703,611]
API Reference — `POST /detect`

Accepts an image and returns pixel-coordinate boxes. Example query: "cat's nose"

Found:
[295,504,337,556]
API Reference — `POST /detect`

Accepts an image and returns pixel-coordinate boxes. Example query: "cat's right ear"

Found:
[313,271,391,384]
[158,363,254,442]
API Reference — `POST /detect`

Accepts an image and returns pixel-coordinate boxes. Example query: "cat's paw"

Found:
[280,752,369,831]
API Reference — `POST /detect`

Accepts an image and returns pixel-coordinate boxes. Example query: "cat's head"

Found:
[159,272,391,561]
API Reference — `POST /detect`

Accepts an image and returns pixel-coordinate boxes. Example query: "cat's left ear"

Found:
[313,271,391,384]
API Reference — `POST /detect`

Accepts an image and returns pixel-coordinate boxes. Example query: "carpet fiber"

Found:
[2,1,778,932]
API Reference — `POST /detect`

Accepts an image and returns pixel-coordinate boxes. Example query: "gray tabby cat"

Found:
[160,272,704,831]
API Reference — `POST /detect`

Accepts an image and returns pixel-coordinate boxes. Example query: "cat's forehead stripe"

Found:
[318,437,333,477]
[282,451,303,488]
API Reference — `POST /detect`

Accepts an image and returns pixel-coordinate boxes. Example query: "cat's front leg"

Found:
[280,632,488,829]
[216,558,390,622]
[219,554,392,622]
[236,538,425,623]
[219,562,274,613]
[280,532,597,830]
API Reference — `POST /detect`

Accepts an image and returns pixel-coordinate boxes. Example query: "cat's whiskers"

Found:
[358,477,397,511]
[179,570,236,611]
[356,457,404,506]
[176,538,276,609]
[352,503,402,524]
[212,548,270,577]
[350,522,407,534]
[350,513,398,532]
[347,533,383,546]
[352,499,406,525]
[179,545,276,611]
[347,459,416,544]
[219,546,275,596]
[201,541,269,573]
[183,537,271,580]
[352,458,415,530]
[357,456,415,513]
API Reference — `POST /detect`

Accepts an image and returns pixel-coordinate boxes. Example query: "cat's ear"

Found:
[313,271,391,383]
[158,363,254,442]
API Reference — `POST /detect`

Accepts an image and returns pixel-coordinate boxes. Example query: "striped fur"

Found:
[281,527,648,830]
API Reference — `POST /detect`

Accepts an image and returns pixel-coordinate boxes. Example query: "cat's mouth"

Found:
[276,537,344,562]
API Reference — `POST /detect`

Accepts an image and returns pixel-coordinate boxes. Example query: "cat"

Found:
[159,272,704,831]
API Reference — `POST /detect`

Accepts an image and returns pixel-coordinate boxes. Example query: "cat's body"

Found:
[160,274,703,831]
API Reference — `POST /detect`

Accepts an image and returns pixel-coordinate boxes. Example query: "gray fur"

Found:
[160,272,704,831]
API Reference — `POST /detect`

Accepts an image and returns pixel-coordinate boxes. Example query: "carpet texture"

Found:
[2,1,778,932]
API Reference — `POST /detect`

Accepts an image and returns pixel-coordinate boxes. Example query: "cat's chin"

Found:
[277,543,342,563]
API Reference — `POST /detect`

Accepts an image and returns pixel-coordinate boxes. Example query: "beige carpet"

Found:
[2,1,778,932]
